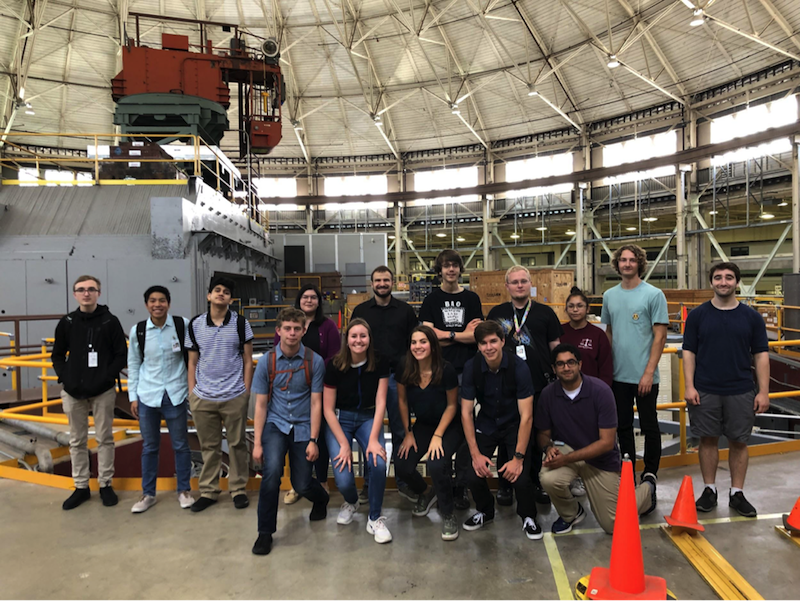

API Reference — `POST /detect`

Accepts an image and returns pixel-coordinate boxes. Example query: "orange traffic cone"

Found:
[783,497,800,535]
[584,457,668,600]
[664,475,705,535]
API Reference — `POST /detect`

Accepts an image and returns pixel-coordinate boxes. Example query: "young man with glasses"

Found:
[52,275,128,510]
[487,265,561,507]
[536,344,656,534]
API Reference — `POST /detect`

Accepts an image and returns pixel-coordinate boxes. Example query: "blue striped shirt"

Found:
[127,315,189,407]
[185,310,254,402]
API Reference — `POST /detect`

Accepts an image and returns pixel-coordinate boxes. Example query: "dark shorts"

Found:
[687,390,756,443]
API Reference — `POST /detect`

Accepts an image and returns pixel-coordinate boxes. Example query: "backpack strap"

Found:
[136,320,147,361]
[188,315,202,356]
[237,313,246,356]
[266,350,276,402]
[173,316,188,367]
[303,347,314,387]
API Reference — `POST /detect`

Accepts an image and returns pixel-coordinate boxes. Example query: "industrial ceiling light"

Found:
[456,236,466,242]
[565,229,576,235]
[626,226,638,231]
[643,216,658,222]
[778,201,788,207]
[291,119,302,130]
[708,210,718,215]
[435,232,447,238]
[25,109,34,115]
[527,85,539,97]
[388,235,396,239]
[690,9,705,27]
[510,232,520,239]
[607,54,620,68]
[536,226,548,231]
[760,212,775,219]
[450,103,460,115]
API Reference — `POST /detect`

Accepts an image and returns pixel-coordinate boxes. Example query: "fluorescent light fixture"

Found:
[535,226,547,231]
[778,201,788,207]
[760,212,775,219]
[626,226,638,231]
[450,103,460,115]
[510,232,520,239]
[25,109,34,115]
[527,85,539,97]
[435,232,447,238]
[643,216,658,222]
[607,55,620,68]
[708,210,718,215]
[565,230,576,235]
[457,236,466,242]
[690,9,705,26]
[388,235,396,239]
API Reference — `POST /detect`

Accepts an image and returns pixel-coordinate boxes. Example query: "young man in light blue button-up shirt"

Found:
[251,307,327,555]
[127,286,194,513]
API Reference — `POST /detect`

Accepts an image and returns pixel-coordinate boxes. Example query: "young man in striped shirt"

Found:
[186,276,255,512]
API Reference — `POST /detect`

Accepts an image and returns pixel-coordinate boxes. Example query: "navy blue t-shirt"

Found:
[682,301,768,395]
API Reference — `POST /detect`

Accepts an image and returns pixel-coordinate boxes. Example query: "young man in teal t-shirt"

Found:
[601,245,668,490]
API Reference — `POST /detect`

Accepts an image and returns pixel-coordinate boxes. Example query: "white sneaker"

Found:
[337,501,360,525]
[284,489,301,505]
[131,495,157,513]
[570,478,586,497]
[178,491,195,509]
[367,516,393,543]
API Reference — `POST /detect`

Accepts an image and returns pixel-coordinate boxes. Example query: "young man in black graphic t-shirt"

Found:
[419,250,484,375]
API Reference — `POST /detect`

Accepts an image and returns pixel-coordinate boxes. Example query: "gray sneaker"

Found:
[358,482,369,505]
[412,489,438,517]
[442,513,459,541]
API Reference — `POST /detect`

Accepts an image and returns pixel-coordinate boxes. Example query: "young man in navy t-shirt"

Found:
[683,262,769,517]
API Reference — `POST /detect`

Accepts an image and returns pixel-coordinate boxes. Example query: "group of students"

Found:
[52,244,770,558]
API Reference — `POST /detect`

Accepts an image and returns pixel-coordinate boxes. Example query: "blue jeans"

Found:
[326,409,387,520]
[138,392,191,497]
[258,422,329,534]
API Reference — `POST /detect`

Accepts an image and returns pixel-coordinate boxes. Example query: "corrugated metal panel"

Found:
[0,185,188,236]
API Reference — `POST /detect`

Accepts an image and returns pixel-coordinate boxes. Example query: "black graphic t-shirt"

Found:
[419,287,484,373]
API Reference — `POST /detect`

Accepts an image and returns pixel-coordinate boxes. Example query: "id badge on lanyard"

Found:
[88,346,98,368]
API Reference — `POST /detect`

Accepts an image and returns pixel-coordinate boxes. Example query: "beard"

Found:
[373,287,392,298]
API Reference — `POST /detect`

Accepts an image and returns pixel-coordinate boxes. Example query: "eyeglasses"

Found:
[74,287,99,294]
[508,279,530,286]
[554,359,579,368]
[300,295,318,301]
[567,303,587,310]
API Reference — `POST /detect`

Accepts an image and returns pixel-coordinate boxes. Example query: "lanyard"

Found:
[513,301,531,339]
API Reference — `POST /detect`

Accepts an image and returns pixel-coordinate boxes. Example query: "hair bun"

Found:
[570,286,582,295]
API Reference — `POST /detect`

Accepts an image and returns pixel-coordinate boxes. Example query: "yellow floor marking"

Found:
[559,513,784,537]
[543,533,574,601]
[774,525,800,548]
[662,525,764,600]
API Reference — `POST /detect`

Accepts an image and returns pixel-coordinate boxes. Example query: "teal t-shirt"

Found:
[601,281,669,385]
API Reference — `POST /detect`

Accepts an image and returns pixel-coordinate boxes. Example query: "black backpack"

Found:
[187,313,247,356]
[136,316,188,366]
[472,349,519,402]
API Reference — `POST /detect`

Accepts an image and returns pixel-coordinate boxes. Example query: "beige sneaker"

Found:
[284,489,301,505]
[131,495,157,513]
[178,491,195,509]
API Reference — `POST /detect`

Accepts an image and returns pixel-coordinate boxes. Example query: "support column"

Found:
[676,166,687,289]
[793,139,799,273]
[305,206,314,233]
[576,185,585,290]
[394,201,403,276]
[482,196,492,271]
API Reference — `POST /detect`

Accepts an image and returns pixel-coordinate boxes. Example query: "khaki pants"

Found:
[61,387,117,488]
[189,391,250,499]
[540,445,653,534]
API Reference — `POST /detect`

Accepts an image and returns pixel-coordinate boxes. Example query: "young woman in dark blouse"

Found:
[323,318,392,544]
[395,325,463,541]
[276,284,341,504]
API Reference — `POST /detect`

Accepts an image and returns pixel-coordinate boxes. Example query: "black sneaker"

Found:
[551,503,586,534]
[62,488,91,510]
[696,486,718,513]
[453,486,470,511]
[729,491,757,517]
[191,496,218,512]
[397,482,416,503]
[640,472,657,516]
[523,517,543,540]
[535,486,551,506]
[252,533,273,555]
[497,486,513,507]
[233,494,250,509]
[309,502,328,521]
[463,511,493,531]
[99,485,118,507]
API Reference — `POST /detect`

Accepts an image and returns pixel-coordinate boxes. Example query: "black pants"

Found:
[498,391,541,493]
[457,429,537,520]
[612,381,661,476]
[394,421,464,515]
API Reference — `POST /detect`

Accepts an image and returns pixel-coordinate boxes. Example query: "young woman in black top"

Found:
[323,318,392,544]
[395,325,463,541]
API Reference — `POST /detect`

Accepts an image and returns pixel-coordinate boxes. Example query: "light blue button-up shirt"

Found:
[252,343,325,441]
[127,315,190,407]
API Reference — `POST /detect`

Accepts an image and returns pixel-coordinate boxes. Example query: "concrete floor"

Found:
[0,453,798,599]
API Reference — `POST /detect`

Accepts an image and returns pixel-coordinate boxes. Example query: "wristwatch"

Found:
[310,437,319,444]
[513,451,525,460]
[449,330,456,341]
